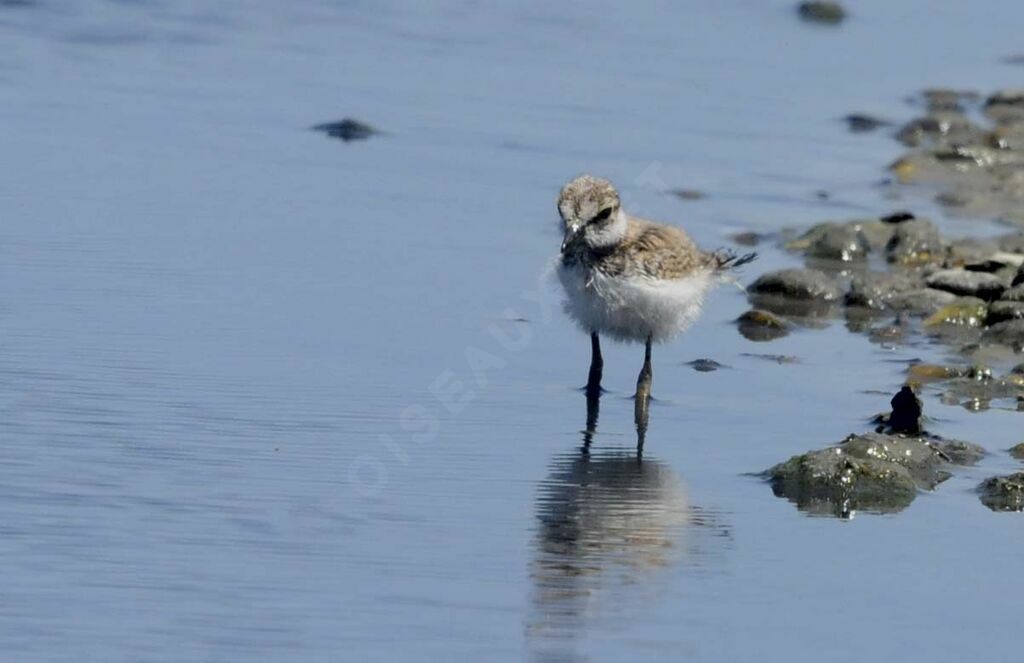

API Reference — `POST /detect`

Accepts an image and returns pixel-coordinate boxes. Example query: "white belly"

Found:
[558,264,713,343]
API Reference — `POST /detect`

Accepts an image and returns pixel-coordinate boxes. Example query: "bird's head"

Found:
[558,175,626,253]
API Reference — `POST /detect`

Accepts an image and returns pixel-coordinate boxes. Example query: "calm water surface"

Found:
[3,1,1024,661]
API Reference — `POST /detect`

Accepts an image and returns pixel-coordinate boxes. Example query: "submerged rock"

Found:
[923,297,988,328]
[978,473,1024,511]
[925,269,1006,301]
[845,272,921,310]
[886,288,957,316]
[311,118,381,142]
[736,309,790,342]
[797,1,846,24]
[687,358,724,372]
[886,219,945,264]
[987,300,1024,325]
[982,319,1024,349]
[984,89,1024,126]
[844,114,890,133]
[1008,443,1024,460]
[748,268,842,301]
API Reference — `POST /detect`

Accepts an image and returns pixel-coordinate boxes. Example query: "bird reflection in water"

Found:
[527,391,730,655]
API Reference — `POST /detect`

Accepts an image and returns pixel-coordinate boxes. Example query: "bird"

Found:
[555,175,755,434]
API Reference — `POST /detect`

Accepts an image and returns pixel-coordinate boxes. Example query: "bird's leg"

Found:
[585,332,603,398]
[634,335,652,452]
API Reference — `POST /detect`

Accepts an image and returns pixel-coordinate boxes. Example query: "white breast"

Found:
[557,263,714,343]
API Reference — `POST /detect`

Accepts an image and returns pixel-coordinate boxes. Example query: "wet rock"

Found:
[886,288,957,316]
[978,473,1024,512]
[921,88,979,112]
[807,224,869,262]
[925,269,1006,301]
[797,1,846,24]
[311,118,381,142]
[767,444,917,517]
[671,188,704,201]
[981,319,1024,349]
[988,300,1024,325]
[845,114,890,133]
[895,112,982,147]
[998,284,1024,302]
[748,268,842,301]
[687,358,724,372]
[885,218,945,265]
[923,297,988,328]
[984,89,1024,126]
[907,363,968,382]
[887,385,922,434]
[948,237,1001,265]
[736,309,790,342]
[845,271,920,310]
[1008,443,1024,460]
[729,231,767,247]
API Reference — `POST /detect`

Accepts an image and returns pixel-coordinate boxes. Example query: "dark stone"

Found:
[671,188,704,200]
[687,358,724,372]
[925,269,1006,301]
[806,224,869,262]
[311,118,380,142]
[845,114,890,133]
[1008,443,1024,460]
[984,89,1024,125]
[797,1,846,24]
[1000,284,1024,301]
[886,219,945,264]
[886,288,957,316]
[978,473,1024,512]
[988,301,1024,325]
[845,272,921,310]
[748,268,842,301]
[736,309,790,342]
[981,319,1024,349]
[880,211,916,224]
[888,386,922,434]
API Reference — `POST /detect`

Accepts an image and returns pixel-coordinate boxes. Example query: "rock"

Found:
[671,188,704,201]
[887,385,922,434]
[948,237,1001,264]
[984,89,1024,126]
[886,219,945,265]
[921,88,979,112]
[999,284,1024,301]
[982,319,1024,349]
[736,309,790,342]
[766,431,983,517]
[311,118,381,142]
[687,358,724,372]
[923,297,988,328]
[766,445,917,517]
[1008,443,1024,460]
[845,272,921,310]
[845,114,890,133]
[807,224,869,262]
[925,269,1006,301]
[907,363,968,382]
[748,268,842,301]
[740,352,800,364]
[797,1,846,24]
[886,288,957,316]
[998,232,1024,254]
[729,231,767,247]
[895,112,982,147]
[978,473,1024,511]
[988,301,1024,325]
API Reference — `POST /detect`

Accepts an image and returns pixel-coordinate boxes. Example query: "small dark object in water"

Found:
[1008,443,1024,460]
[844,114,890,133]
[736,309,790,342]
[311,118,380,142]
[729,231,764,247]
[880,211,915,224]
[741,353,799,364]
[671,188,704,201]
[686,358,724,372]
[888,385,923,435]
[797,1,846,24]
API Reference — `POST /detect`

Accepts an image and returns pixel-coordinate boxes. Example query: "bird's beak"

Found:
[561,224,581,253]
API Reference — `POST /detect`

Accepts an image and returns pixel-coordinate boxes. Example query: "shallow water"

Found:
[3,1,1024,661]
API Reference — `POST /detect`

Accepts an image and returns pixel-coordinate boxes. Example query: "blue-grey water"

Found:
[3,1,1024,661]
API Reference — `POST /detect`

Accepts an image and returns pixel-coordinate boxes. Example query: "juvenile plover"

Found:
[556,175,755,425]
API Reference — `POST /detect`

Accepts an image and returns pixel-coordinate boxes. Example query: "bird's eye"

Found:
[592,207,613,223]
